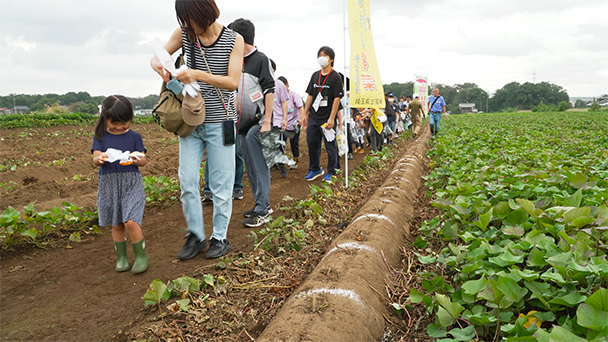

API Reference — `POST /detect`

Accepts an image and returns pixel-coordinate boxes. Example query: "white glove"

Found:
[323,127,335,142]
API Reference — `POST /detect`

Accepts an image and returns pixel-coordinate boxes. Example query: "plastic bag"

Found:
[336,129,348,157]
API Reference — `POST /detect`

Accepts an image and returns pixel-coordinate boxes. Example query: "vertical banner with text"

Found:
[348,0,385,109]
[414,75,429,115]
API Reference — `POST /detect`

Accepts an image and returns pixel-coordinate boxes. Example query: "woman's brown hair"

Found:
[175,0,220,41]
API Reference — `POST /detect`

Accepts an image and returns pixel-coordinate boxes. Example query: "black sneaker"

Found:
[232,189,243,200]
[279,164,288,178]
[243,206,273,218]
[205,238,231,259]
[242,212,270,227]
[202,192,213,203]
[177,234,207,260]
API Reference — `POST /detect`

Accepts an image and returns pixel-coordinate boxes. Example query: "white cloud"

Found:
[0,0,607,98]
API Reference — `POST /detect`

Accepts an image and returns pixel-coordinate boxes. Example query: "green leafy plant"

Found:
[142,175,180,204]
[249,216,305,253]
[416,112,608,341]
[0,201,99,248]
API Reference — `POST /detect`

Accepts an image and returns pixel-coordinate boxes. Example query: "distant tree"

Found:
[383,82,414,99]
[452,84,489,113]
[139,94,160,109]
[489,81,569,112]
[31,96,59,112]
[531,101,556,112]
[61,92,80,105]
[68,100,99,114]
[574,99,588,108]
[45,102,68,114]
[589,100,601,112]
[557,101,572,112]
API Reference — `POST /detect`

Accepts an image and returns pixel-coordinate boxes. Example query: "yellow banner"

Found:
[348,0,385,109]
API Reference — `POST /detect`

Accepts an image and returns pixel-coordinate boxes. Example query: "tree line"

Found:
[0,92,159,114]
[2,80,574,115]
[383,81,571,113]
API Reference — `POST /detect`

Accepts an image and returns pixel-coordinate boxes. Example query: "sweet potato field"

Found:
[399,112,608,341]
[2,111,607,342]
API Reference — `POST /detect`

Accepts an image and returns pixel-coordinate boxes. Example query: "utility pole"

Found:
[533,69,536,84]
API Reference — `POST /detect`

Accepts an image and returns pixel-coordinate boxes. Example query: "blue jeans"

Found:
[240,125,270,215]
[388,120,396,134]
[203,125,244,194]
[307,117,339,175]
[429,112,443,135]
[179,124,235,241]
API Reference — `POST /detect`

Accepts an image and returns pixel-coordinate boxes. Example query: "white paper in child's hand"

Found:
[104,148,130,163]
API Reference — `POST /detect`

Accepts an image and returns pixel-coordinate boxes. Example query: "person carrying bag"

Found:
[150,0,244,260]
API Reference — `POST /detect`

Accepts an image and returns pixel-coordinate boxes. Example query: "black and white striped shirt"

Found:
[182,27,237,124]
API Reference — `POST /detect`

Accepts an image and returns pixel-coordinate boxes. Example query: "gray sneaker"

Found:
[232,189,243,200]
[177,234,208,260]
[202,192,213,203]
[243,206,273,218]
[205,238,231,259]
[242,212,270,227]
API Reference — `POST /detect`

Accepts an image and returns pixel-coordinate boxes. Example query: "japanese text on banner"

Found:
[348,0,385,109]
[414,75,429,115]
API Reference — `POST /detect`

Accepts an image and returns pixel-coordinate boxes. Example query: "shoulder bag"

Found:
[152,41,204,138]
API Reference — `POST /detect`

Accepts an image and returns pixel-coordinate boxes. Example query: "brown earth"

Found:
[0,123,425,341]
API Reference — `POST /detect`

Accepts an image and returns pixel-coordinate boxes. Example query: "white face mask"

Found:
[318,56,330,68]
[389,99,394,103]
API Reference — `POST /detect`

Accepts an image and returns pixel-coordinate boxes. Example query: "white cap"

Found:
[413,94,420,98]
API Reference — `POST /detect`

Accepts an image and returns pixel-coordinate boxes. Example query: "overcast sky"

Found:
[1,0,607,99]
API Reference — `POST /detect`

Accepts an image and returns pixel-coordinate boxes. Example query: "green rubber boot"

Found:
[114,240,130,272]
[131,238,148,274]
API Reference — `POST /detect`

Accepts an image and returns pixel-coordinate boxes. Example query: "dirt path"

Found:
[0,124,374,342]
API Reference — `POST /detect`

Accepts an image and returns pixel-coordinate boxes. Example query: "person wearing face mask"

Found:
[300,46,344,184]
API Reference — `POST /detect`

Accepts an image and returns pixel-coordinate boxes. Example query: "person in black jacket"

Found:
[229,18,275,227]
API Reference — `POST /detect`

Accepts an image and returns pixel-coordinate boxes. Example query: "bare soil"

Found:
[1,124,425,342]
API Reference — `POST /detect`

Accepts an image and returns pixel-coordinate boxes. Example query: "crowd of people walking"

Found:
[93,0,447,272]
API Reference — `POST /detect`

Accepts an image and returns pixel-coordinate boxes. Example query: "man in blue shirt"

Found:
[427,88,447,138]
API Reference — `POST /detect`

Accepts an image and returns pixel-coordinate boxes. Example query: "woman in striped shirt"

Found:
[151,0,244,260]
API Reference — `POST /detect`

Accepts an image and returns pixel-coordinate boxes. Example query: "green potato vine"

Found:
[414,112,608,341]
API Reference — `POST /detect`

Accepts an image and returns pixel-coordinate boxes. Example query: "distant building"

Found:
[0,107,11,114]
[459,103,478,114]
[587,94,608,107]
[11,106,30,114]
[135,109,153,116]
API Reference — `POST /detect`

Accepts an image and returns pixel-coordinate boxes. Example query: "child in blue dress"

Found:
[91,95,148,274]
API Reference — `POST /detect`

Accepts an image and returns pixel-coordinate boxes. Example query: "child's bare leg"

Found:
[112,223,126,242]
[124,220,143,242]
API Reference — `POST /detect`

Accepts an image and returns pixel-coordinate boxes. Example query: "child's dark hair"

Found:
[94,95,134,141]
[318,46,335,67]
[228,18,255,45]
[277,76,288,86]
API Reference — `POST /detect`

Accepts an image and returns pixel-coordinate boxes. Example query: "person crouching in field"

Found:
[91,95,148,274]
